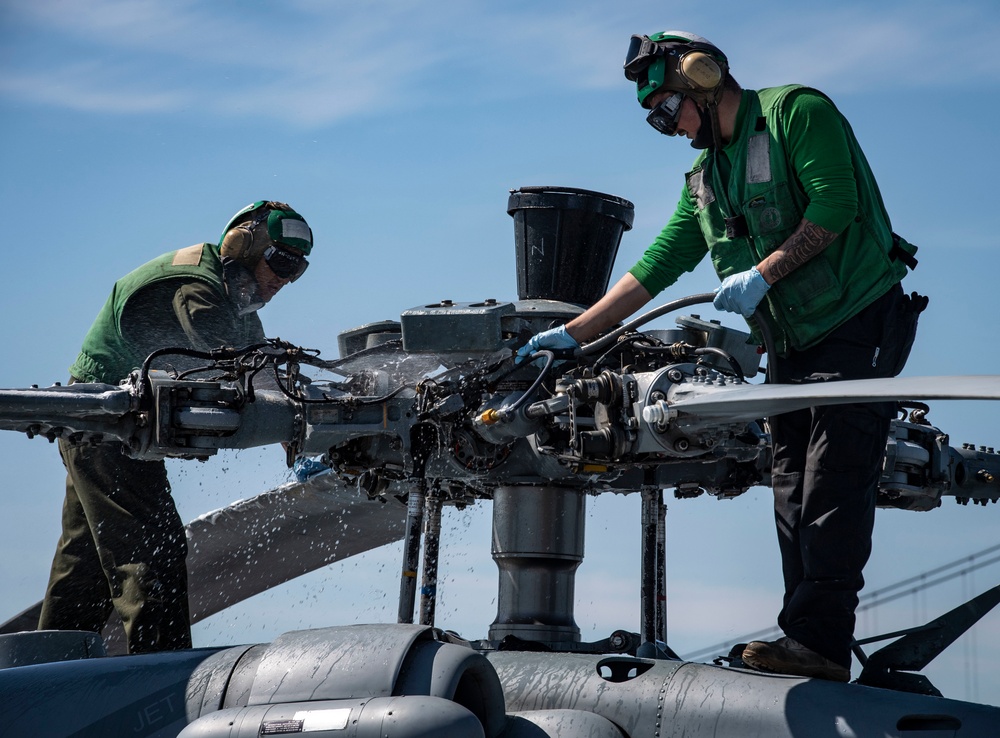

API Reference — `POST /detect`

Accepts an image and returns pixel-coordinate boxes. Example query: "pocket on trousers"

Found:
[883,291,928,377]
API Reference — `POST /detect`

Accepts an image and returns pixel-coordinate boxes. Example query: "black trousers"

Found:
[38,439,192,653]
[769,283,913,668]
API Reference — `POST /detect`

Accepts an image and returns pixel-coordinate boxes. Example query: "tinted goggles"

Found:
[646,93,684,136]
[624,34,661,81]
[263,244,309,281]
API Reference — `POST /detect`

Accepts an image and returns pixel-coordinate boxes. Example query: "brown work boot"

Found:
[742,636,850,682]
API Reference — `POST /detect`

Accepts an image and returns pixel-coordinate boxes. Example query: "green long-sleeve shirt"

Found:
[630,88,859,296]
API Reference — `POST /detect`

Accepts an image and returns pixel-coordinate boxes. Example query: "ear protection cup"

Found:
[218,200,311,270]
[219,226,253,261]
[678,51,723,91]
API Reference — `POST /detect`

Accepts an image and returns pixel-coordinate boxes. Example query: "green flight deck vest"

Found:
[70,244,258,383]
[687,85,915,354]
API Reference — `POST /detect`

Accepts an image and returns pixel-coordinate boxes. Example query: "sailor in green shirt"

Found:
[39,201,314,653]
[520,31,924,681]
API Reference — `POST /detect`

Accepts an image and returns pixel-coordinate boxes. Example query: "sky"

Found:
[1,0,999,708]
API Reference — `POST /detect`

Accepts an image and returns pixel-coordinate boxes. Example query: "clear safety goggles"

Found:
[263,244,309,282]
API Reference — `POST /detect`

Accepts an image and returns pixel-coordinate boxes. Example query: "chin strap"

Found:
[222,258,265,315]
[690,101,722,150]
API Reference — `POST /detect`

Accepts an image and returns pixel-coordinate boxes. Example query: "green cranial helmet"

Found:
[624,30,729,108]
[218,200,313,268]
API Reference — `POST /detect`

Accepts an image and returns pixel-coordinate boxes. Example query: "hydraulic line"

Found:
[138,343,267,402]
[503,350,555,414]
[480,350,556,426]
[578,292,753,381]
[694,347,746,381]
[270,368,410,406]
[578,293,716,357]
[752,304,777,383]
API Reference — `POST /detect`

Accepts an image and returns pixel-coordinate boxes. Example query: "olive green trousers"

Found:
[38,438,192,653]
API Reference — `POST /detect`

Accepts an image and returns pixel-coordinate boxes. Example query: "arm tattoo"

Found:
[760,219,839,284]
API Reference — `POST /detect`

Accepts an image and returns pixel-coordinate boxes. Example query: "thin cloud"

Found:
[3,2,1000,125]
[725,3,1000,91]
[3,0,448,125]
[0,64,189,113]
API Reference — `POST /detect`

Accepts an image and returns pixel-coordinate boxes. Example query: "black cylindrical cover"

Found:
[508,186,634,307]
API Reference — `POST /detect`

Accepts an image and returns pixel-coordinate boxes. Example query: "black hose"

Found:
[751,305,777,383]
[591,334,647,370]
[577,293,716,357]
[576,292,776,382]
[503,350,555,414]
[268,359,411,406]
[137,343,269,406]
[487,354,544,390]
[694,347,746,381]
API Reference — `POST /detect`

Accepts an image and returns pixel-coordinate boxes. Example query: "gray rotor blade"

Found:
[183,472,407,624]
[670,375,1000,421]
[0,473,407,651]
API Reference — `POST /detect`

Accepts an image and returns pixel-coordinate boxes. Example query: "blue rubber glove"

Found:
[515,325,580,362]
[714,267,770,317]
[293,456,330,483]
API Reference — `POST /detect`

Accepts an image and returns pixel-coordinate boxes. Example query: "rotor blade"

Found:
[0,472,408,649]
[861,583,1000,677]
[670,375,1000,421]
[182,472,407,624]
[0,604,41,636]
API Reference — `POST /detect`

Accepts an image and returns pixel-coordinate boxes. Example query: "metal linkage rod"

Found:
[397,482,426,624]
[419,491,443,627]
[640,488,658,644]
[656,491,668,644]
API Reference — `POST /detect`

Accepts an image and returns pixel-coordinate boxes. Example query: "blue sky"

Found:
[1,0,998,705]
